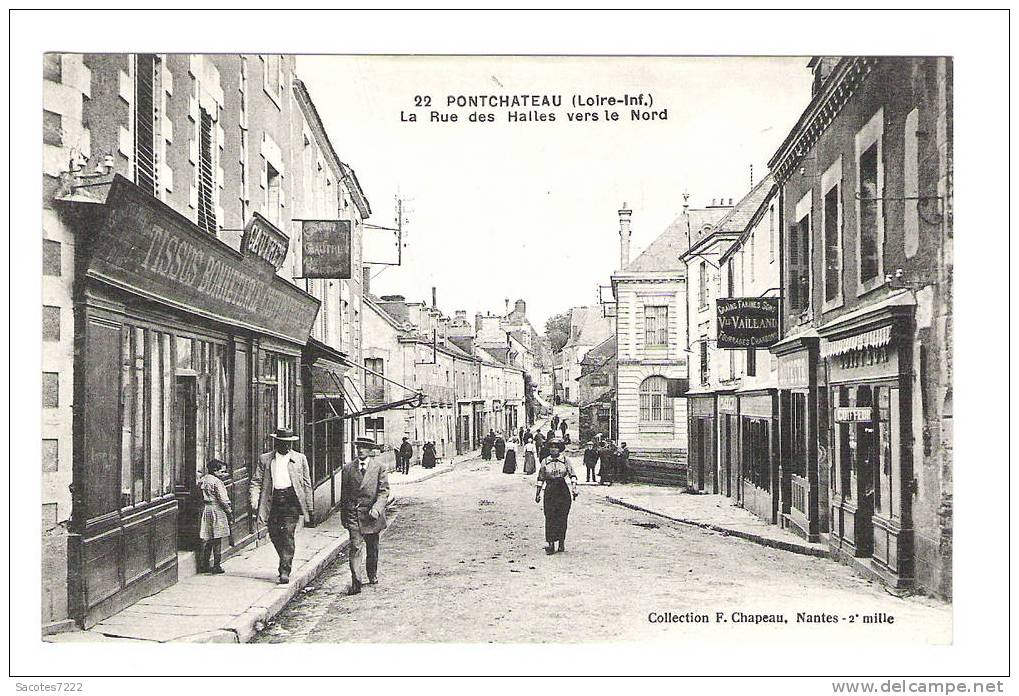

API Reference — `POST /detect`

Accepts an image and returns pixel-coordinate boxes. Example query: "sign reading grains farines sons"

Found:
[302,219,352,278]
[716,297,781,349]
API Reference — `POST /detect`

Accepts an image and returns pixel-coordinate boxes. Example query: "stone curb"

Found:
[605,496,831,559]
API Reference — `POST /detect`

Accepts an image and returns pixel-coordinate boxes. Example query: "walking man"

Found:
[582,441,599,483]
[398,436,414,475]
[250,427,313,585]
[340,437,390,595]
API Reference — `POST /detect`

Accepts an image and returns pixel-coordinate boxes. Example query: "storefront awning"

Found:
[820,325,892,358]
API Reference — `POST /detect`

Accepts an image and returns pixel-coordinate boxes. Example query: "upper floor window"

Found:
[822,157,844,308]
[788,192,812,313]
[134,53,159,195]
[698,263,709,308]
[196,107,217,235]
[261,54,284,107]
[769,204,776,263]
[856,108,884,291]
[639,375,673,423]
[699,341,709,386]
[726,258,735,297]
[749,232,756,284]
[644,305,668,346]
[266,161,281,225]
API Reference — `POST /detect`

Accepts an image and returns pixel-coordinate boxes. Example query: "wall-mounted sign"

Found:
[242,213,289,270]
[302,219,351,278]
[778,354,809,388]
[666,378,689,398]
[716,298,781,349]
[834,407,873,423]
[718,395,738,413]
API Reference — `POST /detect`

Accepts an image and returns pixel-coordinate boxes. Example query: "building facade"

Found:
[577,336,617,444]
[769,56,953,597]
[42,53,369,630]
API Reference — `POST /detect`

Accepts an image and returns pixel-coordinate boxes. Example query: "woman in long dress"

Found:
[422,441,437,469]
[535,440,578,554]
[502,439,518,474]
[494,434,506,460]
[523,439,537,475]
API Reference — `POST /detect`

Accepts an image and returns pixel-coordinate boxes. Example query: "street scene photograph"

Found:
[14,8,1010,688]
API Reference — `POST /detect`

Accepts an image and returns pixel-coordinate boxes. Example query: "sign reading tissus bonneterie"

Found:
[302,219,352,278]
[716,297,780,349]
[84,176,320,344]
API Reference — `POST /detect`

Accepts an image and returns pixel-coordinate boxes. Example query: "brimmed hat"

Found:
[548,438,565,449]
[271,427,299,441]
[354,436,383,450]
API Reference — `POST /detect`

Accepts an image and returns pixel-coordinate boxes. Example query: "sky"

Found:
[296,56,813,330]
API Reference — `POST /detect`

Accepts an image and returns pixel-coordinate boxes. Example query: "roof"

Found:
[713,175,776,235]
[364,293,410,331]
[719,177,780,264]
[625,207,730,273]
[564,306,613,350]
[580,335,616,366]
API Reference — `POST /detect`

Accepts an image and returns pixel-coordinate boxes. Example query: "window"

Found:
[856,108,884,290]
[746,348,757,377]
[769,204,776,263]
[726,258,735,297]
[42,439,59,472]
[261,54,283,106]
[788,213,810,312]
[197,108,217,234]
[260,351,295,453]
[42,372,59,408]
[644,305,668,346]
[266,161,281,225]
[43,240,61,276]
[698,263,709,308]
[42,305,60,341]
[365,416,385,444]
[749,232,755,283]
[699,341,709,385]
[822,157,843,307]
[742,418,771,491]
[639,375,673,423]
[134,53,158,195]
[365,357,385,405]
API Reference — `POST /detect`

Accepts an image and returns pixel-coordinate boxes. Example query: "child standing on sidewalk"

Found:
[199,459,233,574]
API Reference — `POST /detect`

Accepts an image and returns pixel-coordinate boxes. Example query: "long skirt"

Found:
[481,445,492,460]
[523,451,536,475]
[502,449,517,474]
[495,442,506,460]
[542,478,572,543]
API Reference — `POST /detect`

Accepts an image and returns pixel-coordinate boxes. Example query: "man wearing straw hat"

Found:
[250,427,313,585]
[340,437,390,595]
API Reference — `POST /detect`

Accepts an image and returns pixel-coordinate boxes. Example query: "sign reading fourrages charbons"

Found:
[716,298,781,349]
[399,92,668,125]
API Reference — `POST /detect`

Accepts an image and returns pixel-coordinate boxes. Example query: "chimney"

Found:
[362,266,371,295]
[514,299,526,317]
[455,310,467,322]
[504,298,510,315]
[431,286,437,310]
[728,198,733,206]
[618,203,632,269]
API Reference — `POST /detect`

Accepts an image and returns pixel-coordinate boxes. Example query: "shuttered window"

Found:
[197,108,217,234]
[788,215,810,311]
[644,305,668,346]
[134,54,158,195]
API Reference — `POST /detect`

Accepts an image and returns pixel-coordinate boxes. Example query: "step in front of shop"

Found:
[628,450,688,487]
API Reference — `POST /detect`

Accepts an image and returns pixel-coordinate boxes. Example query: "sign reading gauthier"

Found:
[302,220,352,278]
[716,297,780,349]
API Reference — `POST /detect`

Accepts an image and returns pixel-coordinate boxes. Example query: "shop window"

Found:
[134,53,159,196]
[309,397,344,486]
[644,305,668,346]
[260,351,296,453]
[742,417,771,491]
[197,107,217,235]
[639,375,673,423]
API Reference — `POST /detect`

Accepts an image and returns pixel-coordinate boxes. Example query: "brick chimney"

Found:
[618,203,632,270]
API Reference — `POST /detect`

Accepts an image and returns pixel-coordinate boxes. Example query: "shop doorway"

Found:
[173,376,198,550]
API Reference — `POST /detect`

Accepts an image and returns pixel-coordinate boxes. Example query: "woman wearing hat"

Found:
[535,438,578,554]
[250,427,313,584]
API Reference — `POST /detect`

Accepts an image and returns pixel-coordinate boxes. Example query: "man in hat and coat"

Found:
[340,437,390,595]
[250,427,313,585]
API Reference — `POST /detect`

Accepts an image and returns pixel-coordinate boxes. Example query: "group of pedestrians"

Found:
[395,436,438,474]
[582,436,630,486]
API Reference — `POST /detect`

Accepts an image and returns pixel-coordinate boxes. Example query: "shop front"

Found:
[738,390,778,523]
[821,303,916,591]
[686,394,716,493]
[773,332,825,542]
[64,177,320,627]
[301,338,350,525]
[716,393,739,501]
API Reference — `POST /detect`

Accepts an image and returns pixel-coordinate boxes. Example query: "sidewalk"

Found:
[45,453,470,644]
[592,483,830,558]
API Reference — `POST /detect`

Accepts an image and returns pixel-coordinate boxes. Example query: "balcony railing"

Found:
[790,474,809,515]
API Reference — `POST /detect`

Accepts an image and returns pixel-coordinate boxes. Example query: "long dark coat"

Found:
[494,437,506,460]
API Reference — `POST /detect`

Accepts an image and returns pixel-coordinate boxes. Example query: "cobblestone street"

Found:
[256,455,951,644]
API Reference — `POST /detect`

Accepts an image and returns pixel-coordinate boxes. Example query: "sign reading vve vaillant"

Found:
[302,220,352,279]
[716,298,780,349]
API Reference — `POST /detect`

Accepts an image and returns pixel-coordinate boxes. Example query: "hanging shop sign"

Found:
[302,219,352,278]
[716,298,781,349]
[242,213,289,270]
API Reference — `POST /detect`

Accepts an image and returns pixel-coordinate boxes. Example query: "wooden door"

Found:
[173,376,198,550]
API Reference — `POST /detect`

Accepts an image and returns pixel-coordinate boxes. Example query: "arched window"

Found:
[639,375,673,423]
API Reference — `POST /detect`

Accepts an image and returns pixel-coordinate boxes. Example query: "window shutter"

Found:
[197,109,217,234]
[134,54,157,195]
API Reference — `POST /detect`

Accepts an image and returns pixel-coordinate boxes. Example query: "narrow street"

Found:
[256,451,951,644]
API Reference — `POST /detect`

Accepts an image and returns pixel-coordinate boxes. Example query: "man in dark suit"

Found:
[250,427,313,584]
[340,437,390,595]
[398,436,414,475]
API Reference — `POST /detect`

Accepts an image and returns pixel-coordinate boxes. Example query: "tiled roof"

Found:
[713,175,776,235]
[625,207,730,273]
[580,335,616,366]
[564,306,613,349]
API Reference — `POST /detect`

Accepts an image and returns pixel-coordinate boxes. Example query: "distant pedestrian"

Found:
[536,439,578,554]
[502,439,518,474]
[523,429,534,444]
[618,442,630,483]
[532,429,544,451]
[250,427,313,585]
[199,459,232,574]
[559,419,568,439]
[481,430,495,460]
[518,427,525,443]
[340,437,389,595]
[551,414,560,432]
[494,433,507,460]
[523,439,537,475]
[582,442,598,483]
[398,437,414,475]
[422,441,437,469]
[599,443,616,486]
[546,427,556,443]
